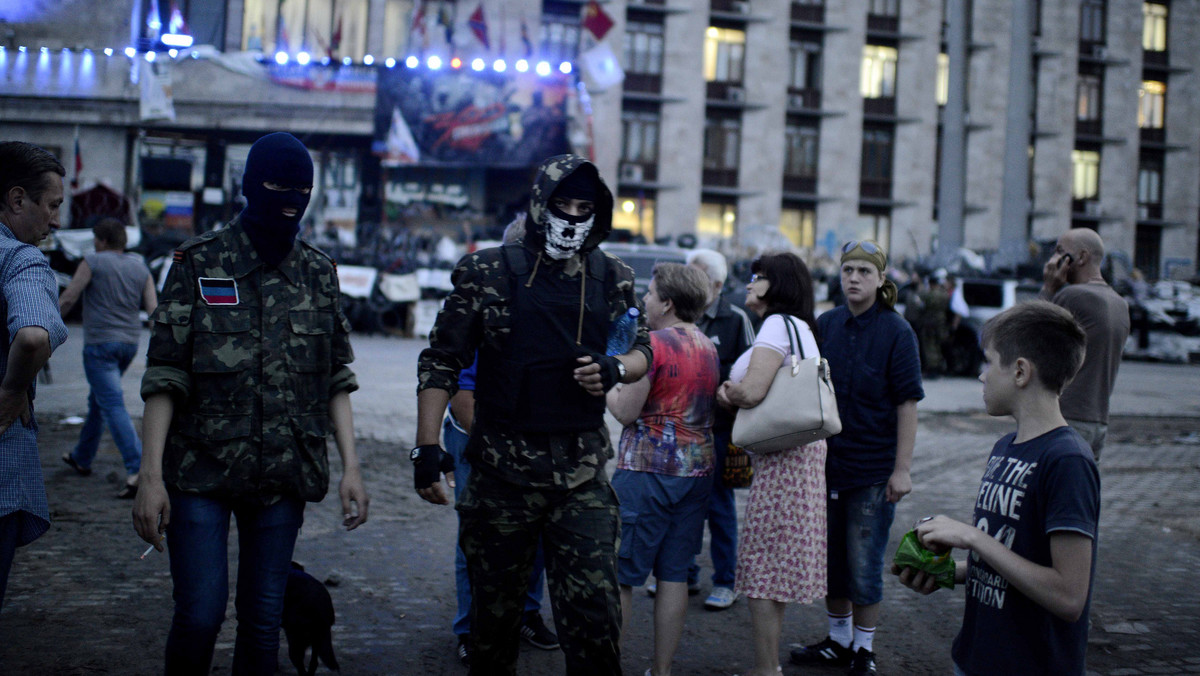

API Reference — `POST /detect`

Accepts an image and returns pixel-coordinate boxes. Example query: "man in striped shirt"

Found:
[0,141,69,611]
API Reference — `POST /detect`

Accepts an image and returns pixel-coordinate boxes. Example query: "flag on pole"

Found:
[71,127,82,190]
[468,3,489,50]
[330,16,343,58]
[520,16,533,57]
[581,1,614,41]
[410,0,428,53]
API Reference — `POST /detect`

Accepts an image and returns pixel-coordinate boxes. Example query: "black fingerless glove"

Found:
[584,351,622,392]
[411,444,454,490]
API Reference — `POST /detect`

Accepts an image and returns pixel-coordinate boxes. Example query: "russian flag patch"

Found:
[198,277,239,306]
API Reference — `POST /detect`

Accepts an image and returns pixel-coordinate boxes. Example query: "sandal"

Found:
[62,453,92,476]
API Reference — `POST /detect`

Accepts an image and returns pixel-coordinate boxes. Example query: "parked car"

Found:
[600,242,690,296]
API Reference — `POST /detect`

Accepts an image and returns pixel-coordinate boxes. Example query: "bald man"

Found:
[1040,228,1129,460]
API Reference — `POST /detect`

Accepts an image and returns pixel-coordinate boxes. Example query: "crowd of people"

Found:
[0,137,1130,676]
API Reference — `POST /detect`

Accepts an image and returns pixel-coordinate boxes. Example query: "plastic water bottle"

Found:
[606,307,640,356]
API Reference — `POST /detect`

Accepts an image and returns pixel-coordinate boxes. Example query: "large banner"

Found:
[373,66,571,167]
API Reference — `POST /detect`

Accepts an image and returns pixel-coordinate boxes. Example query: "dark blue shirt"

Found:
[818,302,923,490]
[952,427,1099,675]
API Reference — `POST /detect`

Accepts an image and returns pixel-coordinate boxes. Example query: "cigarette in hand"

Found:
[139,534,165,560]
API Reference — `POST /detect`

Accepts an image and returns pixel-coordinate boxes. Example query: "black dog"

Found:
[282,562,340,675]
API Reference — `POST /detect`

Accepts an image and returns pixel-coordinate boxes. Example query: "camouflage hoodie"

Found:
[417,154,651,489]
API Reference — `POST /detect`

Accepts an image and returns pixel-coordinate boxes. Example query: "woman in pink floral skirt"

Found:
[718,252,827,676]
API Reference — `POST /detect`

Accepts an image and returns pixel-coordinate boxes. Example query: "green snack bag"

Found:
[892,530,956,590]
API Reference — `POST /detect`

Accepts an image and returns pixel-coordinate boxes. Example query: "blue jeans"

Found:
[688,427,737,588]
[164,491,305,676]
[70,342,142,476]
[445,415,545,637]
[826,483,896,606]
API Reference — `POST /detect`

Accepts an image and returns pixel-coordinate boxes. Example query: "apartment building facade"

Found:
[1,0,1197,277]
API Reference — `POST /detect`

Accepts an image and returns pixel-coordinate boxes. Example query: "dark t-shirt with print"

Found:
[951,427,1100,676]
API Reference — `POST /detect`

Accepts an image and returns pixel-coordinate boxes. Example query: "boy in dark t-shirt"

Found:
[891,301,1100,676]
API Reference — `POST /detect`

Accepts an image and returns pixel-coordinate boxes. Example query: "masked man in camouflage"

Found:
[133,132,369,676]
[414,155,650,676]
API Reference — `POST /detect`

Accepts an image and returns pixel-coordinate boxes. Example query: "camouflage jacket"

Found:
[141,218,357,503]
[418,155,651,490]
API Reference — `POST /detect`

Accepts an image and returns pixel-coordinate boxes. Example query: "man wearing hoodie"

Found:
[414,155,651,676]
[133,132,369,676]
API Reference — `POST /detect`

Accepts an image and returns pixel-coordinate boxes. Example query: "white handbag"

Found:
[731,316,842,454]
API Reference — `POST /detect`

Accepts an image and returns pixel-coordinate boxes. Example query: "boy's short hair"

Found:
[981,300,1086,394]
[93,217,127,250]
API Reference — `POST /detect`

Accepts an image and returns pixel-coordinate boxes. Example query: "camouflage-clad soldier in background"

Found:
[133,132,368,676]
[414,155,651,676]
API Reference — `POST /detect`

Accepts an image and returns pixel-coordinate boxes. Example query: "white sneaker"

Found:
[704,586,738,610]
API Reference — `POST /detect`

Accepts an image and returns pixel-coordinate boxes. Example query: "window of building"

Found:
[868,0,900,16]
[789,41,822,90]
[853,210,891,252]
[613,195,656,241]
[784,124,820,177]
[624,22,664,75]
[861,45,898,98]
[1143,3,1168,52]
[794,0,824,5]
[541,15,581,62]
[1137,159,1163,207]
[780,207,816,248]
[703,117,741,170]
[382,0,415,59]
[1080,0,1106,43]
[936,53,949,106]
[1071,149,1100,199]
[704,26,746,83]
[861,127,894,182]
[1077,73,1103,121]
[622,111,660,164]
[698,202,737,240]
[1138,80,1166,129]
[1135,224,1161,276]
[243,0,369,58]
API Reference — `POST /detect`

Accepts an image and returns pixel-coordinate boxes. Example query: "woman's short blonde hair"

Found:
[651,262,712,323]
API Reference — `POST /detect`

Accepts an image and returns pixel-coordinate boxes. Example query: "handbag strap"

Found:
[780,315,806,361]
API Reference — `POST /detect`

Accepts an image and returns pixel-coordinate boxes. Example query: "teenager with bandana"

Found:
[134,132,369,676]
[414,155,651,676]
[790,240,923,676]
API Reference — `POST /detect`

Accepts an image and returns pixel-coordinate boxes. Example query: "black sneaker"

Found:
[789,636,854,667]
[848,647,878,676]
[519,612,559,650]
[456,634,470,666]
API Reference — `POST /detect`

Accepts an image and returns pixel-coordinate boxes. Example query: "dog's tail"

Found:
[314,632,339,673]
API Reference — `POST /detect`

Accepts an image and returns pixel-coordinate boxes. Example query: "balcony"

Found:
[1143,50,1169,69]
[787,88,821,112]
[863,97,897,118]
[711,0,751,15]
[624,73,663,94]
[1072,198,1102,219]
[618,162,659,184]
[1075,118,1102,138]
[703,168,739,187]
[783,175,817,195]
[1140,127,1166,145]
[859,178,892,201]
[791,3,824,24]
[867,14,900,35]
[706,81,748,104]
[1137,203,1164,222]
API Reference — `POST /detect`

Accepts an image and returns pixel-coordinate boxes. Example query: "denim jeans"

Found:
[70,342,142,475]
[689,426,738,588]
[826,482,896,606]
[164,491,305,676]
[444,415,545,637]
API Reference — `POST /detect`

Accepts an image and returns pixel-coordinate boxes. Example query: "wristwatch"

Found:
[409,447,424,462]
[616,360,627,382]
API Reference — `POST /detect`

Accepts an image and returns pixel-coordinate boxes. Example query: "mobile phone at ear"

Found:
[1057,253,1074,269]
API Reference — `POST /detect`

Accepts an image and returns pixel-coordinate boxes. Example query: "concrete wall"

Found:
[655,0,706,238]
[962,0,1014,252]
[735,0,788,235]
[1030,0,1080,242]
[1099,0,1144,257]
[818,0,867,249]
[1160,1,1200,277]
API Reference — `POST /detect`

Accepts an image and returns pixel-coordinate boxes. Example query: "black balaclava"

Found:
[240,132,313,267]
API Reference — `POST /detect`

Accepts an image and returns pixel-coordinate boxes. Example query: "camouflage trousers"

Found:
[457,470,622,676]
